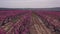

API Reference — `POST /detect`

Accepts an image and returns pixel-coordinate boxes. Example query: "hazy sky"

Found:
[0,0,60,8]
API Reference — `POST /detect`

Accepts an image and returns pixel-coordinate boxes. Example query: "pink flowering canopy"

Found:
[0,9,60,34]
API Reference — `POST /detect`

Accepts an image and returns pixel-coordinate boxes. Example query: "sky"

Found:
[0,0,60,8]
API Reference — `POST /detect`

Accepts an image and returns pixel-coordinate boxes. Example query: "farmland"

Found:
[0,9,60,34]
